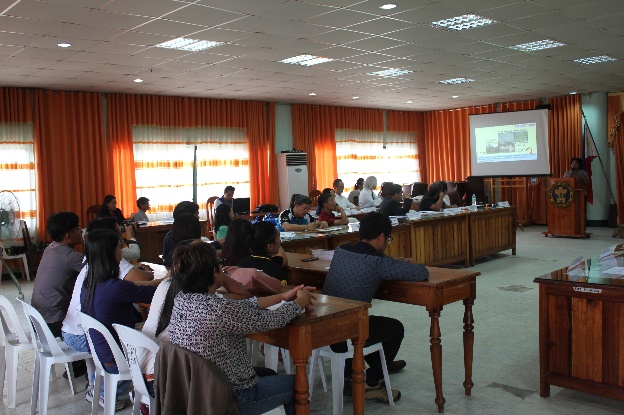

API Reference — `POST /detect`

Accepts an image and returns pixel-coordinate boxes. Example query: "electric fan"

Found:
[0,190,25,299]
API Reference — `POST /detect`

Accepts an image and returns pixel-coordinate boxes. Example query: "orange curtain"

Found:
[548,95,582,177]
[608,94,624,224]
[387,111,426,183]
[33,90,110,239]
[291,104,383,192]
[108,94,277,215]
[0,88,32,123]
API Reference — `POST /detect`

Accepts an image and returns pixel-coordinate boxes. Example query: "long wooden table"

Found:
[281,207,515,267]
[285,252,480,413]
[248,294,371,415]
[534,248,624,402]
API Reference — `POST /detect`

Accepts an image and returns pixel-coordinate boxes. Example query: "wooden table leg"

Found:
[463,298,474,396]
[351,338,366,415]
[293,356,311,415]
[429,308,446,413]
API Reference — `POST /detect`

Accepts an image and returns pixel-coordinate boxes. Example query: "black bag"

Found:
[254,204,278,213]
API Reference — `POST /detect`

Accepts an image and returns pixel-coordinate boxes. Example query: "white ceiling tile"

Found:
[256,2,333,20]
[562,0,624,19]
[392,4,466,25]
[345,36,406,53]
[4,56,61,68]
[6,0,88,22]
[14,46,75,60]
[305,9,377,28]
[481,2,551,21]
[136,19,208,37]
[306,29,372,46]
[65,52,121,64]
[52,23,125,41]
[347,17,413,36]
[0,65,41,75]
[0,16,67,36]
[0,32,42,47]
[84,42,148,55]
[163,5,244,28]
[109,31,174,47]
[99,0,185,17]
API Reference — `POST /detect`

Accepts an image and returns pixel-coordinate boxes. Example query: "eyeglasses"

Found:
[386,236,393,245]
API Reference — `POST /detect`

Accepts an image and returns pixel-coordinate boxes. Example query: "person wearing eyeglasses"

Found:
[277,194,328,231]
[322,211,428,404]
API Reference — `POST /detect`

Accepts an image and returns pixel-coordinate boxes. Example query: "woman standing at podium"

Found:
[563,157,590,187]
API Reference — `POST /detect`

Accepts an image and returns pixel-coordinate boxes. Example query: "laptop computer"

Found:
[232,197,251,214]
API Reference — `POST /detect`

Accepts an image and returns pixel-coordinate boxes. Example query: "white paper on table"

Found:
[267,300,305,313]
[601,266,624,275]
[280,232,296,239]
[567,256,583,270]
[600,245,617,259]
[311,249,334,260]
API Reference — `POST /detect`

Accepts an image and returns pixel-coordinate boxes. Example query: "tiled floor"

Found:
[1,225,624,414]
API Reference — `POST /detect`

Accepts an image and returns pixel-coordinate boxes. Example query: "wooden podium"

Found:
[542,178,589,238]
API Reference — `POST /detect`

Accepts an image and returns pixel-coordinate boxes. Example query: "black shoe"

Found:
[63,360,88,379]
[387,360,406,373]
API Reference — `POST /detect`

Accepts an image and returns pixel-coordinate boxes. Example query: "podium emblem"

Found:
[549,181,574,208]
[529,176,540,186]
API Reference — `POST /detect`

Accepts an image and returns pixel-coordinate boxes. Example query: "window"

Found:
[335,129,420,189]
[132,126,249,220]
[0,123,37,241]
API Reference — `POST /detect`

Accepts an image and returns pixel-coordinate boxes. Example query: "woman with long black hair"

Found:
[80,229,157,406]
[237,221,289,280]
[98,195,125,224]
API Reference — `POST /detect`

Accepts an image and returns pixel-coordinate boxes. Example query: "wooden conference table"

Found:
[281,207,516,267]
[134,219,208,264]
[285,252,480,413]
[534,245,624,402]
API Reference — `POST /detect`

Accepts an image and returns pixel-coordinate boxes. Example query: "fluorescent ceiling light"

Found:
[57,42,72,48]
[573,55,616,64]
[368,68,412,78]
[452,95,459,98]
[439,77,474,85]
[430,14,495,31]
[279,54,334,66]
[406,100,413,104]
[133,78,143,83]
[510,39,566,52]
[156,37,223,52]
[308,92,317,96]
[380,4,397,10]
[352,96,359,100]
[570,91,577,95]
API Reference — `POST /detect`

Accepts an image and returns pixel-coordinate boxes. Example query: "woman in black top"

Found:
[98,195,125,224]
[237,221,288,280]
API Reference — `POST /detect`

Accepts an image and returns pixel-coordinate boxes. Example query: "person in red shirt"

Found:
[317,193,350,226]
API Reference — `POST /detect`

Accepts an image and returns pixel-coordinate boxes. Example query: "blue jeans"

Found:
[62,331,130,397]
[234,368,295,415]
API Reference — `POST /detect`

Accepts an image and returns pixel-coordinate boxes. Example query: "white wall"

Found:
[275,104,293,153]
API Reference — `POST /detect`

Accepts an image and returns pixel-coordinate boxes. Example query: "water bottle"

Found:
[471,194,477,206]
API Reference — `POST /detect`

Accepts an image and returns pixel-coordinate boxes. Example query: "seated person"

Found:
[317,193,349,226]
[334,179,359,211]
[119,221,140,261]
[379,184,412,216]
[278,195,328,231]
[169,240,313,415]
[379,182,395,199]
[419,181,447,212]
[32,212,84,338]
[315,188,334,215]
[162,214,202,269]
[162,201,200,265]
[80,229,158,408]
[214,185,235,209]
[238,221,289,280]
[323,212,429,402]
[131,197,150,222]
[220,218,252,266]
[140,239,252,396]
[214,203,234,241]
[347,178,364,205]
[358,176,382,208]
[98,195,125,224]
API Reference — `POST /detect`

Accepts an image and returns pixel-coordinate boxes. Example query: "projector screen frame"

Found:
[469,109,550,177]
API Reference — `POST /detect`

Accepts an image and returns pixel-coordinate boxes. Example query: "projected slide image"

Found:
[476,123,537,163]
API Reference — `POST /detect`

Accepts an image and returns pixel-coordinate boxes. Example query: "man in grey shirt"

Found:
[31,211,84,337]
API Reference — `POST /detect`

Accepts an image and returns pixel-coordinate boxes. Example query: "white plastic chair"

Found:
[0,295,33,408]
[309,342,394,415]
[112,324,158,415]
[18,300,94,415]
[0,240,30,281]
[79,312,133,415]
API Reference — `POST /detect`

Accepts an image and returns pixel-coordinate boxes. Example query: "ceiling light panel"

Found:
[279,54,334,66]
[573,55,617,65]
[430,14,495,31]
[510,39,567,52]
[368,68,413,78]
[156,38,223,52]
[439,77,475,85]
